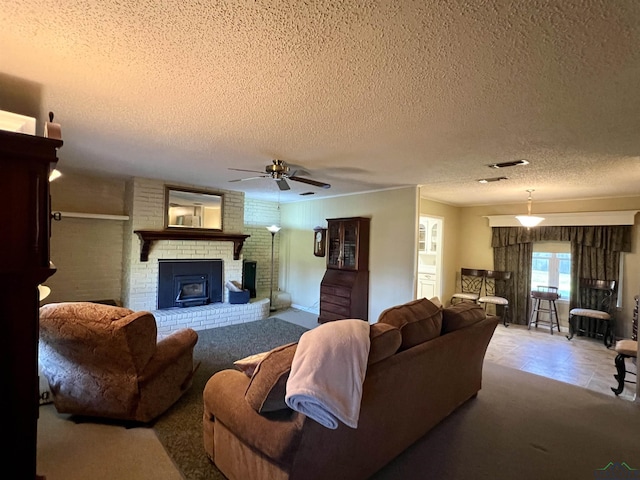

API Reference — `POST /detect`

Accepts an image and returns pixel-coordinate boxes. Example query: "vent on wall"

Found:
[487,160,529,169]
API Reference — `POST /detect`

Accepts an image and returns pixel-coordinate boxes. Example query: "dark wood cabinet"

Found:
[0,129,62,479]
[319,217,370,323]
[633,295,638,341]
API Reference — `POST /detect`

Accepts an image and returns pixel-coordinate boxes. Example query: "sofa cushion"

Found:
[244,342,297,413]
[368,323,402,364]
[441,302,487,334]
[377,297,443,350]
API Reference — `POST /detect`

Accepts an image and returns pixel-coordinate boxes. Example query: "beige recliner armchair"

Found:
[39,302,198,423]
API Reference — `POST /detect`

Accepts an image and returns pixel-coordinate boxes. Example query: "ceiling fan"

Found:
[229,159,331,191]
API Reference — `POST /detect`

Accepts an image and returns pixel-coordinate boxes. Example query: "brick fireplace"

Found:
[122,178,269,335]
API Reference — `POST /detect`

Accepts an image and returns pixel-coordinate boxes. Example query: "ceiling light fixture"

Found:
[515,189,544,228]
[487,159,530,169]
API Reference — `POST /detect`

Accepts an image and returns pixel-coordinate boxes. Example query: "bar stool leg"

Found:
[551,299,560,334]
[528,298,538,330]
[611,353,627,395]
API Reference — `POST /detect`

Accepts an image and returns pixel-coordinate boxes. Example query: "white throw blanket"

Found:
[285,319,371,429]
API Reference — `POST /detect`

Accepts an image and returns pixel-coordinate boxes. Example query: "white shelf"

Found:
[59,211,129,221]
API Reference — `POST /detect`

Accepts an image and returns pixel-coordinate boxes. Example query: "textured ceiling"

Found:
[1,0,639,205]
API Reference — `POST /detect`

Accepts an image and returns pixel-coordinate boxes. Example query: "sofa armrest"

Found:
[204,369,305,466]
[139,328,198,383]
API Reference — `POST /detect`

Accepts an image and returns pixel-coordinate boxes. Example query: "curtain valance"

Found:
[491,226,632,252]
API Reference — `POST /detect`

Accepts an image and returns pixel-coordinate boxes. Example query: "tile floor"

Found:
[274,307,638,402]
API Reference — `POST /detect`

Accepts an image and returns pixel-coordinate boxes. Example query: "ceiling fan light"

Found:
[515,215,545,227]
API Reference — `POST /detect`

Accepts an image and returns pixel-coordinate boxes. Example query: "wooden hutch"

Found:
[318,217,370,323]
[0,128,62,478]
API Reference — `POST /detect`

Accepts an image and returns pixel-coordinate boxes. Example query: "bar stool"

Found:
[529,286,561,334]
[478,270,512,326]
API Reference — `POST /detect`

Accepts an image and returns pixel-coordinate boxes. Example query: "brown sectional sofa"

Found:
[203,298,498,480]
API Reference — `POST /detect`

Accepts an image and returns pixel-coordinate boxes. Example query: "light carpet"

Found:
[373,361,640,479]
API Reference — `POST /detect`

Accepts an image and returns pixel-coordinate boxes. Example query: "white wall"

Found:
[280,187,419,322]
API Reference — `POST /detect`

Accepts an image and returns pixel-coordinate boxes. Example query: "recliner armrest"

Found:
[139,328,198,382]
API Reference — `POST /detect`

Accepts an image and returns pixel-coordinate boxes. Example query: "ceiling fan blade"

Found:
[228,167,265,174]
[289,175,331,189]
[276,178,291,191]
[229,175,267,183]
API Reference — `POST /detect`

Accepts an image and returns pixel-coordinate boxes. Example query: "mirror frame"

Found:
[164,185,224,231]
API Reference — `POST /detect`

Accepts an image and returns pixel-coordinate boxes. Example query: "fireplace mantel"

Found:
[134,230,250,261]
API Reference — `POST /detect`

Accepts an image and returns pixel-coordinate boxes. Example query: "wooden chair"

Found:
[529,285,561,334]
[478,270,512,326]
[566,278,616,347]
[611,339,637,397]
[450,268,486,305]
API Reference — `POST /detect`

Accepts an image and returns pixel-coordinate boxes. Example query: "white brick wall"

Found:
[243,198,282,295]
[48,173,277,333]
[153,298,270,337]
[123,178,247,313]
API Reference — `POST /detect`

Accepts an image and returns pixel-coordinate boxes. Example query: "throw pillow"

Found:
[377,297,443,350]
[244,342,297,413]
[368,323,402,364]
[441,302,486,334]
[429,296,443,309]
[233,351,270,377]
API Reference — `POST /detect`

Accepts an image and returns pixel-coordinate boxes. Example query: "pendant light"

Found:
[515,189,544,228]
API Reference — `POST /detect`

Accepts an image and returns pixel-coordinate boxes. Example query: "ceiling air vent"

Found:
[478,176,508,184]
[487,160,529,169]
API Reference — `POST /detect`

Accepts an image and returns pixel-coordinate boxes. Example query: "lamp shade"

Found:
[38,284,51,301]
[516,189,544,227]
[266,225,281,234]
[49,169,62,181]
[515,215,545,228]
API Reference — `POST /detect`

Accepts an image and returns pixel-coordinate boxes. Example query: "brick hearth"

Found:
[152,298,270,337]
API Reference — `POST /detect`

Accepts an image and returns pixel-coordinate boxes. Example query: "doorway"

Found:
[417,215,443,300]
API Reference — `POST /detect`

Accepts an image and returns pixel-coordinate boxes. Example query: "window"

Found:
[531,244,571,300]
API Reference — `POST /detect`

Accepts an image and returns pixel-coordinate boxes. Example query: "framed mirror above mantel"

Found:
[133,185,248,262]
[165,185,223,231]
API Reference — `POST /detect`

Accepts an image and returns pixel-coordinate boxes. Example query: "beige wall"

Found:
[418,195,462,303]
[421,194,640,338]
[48,170,127,304]
[280,187,419,322]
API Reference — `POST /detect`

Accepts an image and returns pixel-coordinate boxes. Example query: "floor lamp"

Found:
[266,225,281,312]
